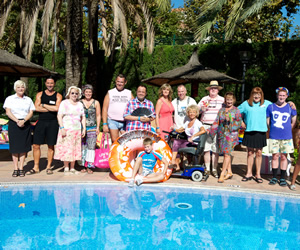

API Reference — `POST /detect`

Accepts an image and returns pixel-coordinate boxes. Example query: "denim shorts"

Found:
[108,118,126,131]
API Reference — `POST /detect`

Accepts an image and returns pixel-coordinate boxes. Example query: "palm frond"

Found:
[195,0,227,42]
[20,2,40,59]
[105,0,120,57]
[239,0,270,21]
[224,0,245,40]
[154,0,171,12]
[118,0,128,53]
[0,0,15,39]
[51,0,62,69]
[41,0,55,47]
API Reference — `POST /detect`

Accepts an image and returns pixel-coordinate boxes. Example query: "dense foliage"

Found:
[1,41,299,114]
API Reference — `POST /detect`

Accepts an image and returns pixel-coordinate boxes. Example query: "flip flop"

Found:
[46,169,53,175]
[87,168,93,174]
[242,176,252,182]
[26,169,40,175]
[254,177,263,183]
[81,168,87,173]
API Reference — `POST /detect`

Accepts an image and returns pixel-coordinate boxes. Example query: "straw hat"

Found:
[205,80,223,91]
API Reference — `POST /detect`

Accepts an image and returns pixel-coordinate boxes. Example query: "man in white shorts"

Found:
[102,74,134,143]
[198,80,224,178]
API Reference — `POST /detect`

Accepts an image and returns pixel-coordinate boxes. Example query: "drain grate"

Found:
[175,203,192,209]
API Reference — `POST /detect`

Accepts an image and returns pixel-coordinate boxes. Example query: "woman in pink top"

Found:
[155,84,174,140]
[55,86,86,173]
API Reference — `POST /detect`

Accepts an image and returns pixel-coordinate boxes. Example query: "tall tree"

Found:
[194,0,300,42]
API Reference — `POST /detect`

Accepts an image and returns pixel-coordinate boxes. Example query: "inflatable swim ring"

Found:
[109,130,172,182]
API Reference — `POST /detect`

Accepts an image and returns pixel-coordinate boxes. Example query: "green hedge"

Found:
[2,40,299,110]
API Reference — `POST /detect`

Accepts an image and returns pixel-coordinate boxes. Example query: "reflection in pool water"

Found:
[0,184,299,249]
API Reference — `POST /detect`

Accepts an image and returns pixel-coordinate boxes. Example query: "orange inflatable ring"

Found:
[109,130,173,182]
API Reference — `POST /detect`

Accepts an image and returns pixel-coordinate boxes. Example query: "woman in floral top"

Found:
[54,86,86,173]
[209,92,242,183]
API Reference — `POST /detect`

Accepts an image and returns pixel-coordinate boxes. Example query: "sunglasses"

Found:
[71,92,79,95]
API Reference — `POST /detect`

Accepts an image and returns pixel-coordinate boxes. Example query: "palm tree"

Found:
[0,0,170,88]
[195,0,299,42]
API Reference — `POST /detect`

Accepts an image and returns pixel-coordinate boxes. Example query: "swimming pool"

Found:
[0,184,299,249]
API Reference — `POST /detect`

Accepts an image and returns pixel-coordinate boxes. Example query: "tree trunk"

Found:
[86,0,99,91]
[65,0,83,90]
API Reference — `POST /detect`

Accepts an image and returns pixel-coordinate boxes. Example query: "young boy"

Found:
[267,87,297,187]
[128,137,169,187]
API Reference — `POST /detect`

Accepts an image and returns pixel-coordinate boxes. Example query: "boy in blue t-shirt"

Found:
[128,137,169,187]
[267,87,297,187]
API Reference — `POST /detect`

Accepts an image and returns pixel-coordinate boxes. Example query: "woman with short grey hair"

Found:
[3,80,35,177]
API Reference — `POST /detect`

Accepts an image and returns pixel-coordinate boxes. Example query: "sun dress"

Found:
[158,99,174,140]
[81,100,97,168]
[209,106,242,155]
[54,100,84,161]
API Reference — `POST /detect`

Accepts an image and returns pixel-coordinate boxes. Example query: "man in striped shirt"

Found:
[124,85,156,131]
[198,80,224,178]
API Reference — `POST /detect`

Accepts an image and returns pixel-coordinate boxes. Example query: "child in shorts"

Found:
[128,137,169,187]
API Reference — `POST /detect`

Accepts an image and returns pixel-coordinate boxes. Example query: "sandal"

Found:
[242,176,252,182]
[87,168,93,174]
[279,179,287,187]
[12,170,19,177]
[19,170,25,177]
[26,169,39,175]
[269,178,278,185]
[254,177,263,183]
[46,169,53,175]
[81,168,87,173]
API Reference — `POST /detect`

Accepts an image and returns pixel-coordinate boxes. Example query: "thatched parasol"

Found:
[0,49,62,78]
[142,48,241,86]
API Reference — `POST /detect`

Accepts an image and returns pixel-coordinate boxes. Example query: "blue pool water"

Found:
[0,184,299,249]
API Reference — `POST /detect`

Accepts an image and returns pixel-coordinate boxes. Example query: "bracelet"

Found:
[59,126,64,129]
[42,104,44,108]
[156,127,160,129]
[103,123,108,125]
[138,116,140,121]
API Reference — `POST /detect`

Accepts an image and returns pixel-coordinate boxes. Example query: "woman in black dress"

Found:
[3,80,35,177]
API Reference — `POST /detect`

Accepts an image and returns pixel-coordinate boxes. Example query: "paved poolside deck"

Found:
[0,145,299,196]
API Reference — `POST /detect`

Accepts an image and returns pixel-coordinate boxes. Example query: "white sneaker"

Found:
[64,167,69,172]
[70,169,78,175]
[128,179,135,188]
[135,176,143,186]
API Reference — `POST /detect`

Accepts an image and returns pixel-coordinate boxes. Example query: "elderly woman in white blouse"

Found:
[3,80,35,177]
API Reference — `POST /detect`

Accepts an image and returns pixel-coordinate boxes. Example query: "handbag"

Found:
[94,133,110,168]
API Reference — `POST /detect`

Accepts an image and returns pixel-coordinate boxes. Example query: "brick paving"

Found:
[0,145,299,196]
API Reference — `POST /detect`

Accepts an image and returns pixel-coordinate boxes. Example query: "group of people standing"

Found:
[3,74,300,190]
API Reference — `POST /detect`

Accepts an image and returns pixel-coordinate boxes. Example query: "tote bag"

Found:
[94,133,110,168]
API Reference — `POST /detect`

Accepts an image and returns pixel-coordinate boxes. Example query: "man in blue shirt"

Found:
[128,137,169,187]
[267,87,297,187]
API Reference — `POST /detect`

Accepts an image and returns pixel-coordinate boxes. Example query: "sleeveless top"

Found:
[39,91,58,120]
[107,88,131,121]
[81,100,97,127]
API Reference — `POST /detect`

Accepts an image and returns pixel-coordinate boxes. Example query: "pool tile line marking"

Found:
[1,181,300,199]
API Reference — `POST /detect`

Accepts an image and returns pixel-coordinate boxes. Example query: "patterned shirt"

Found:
[123,97,156,131]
